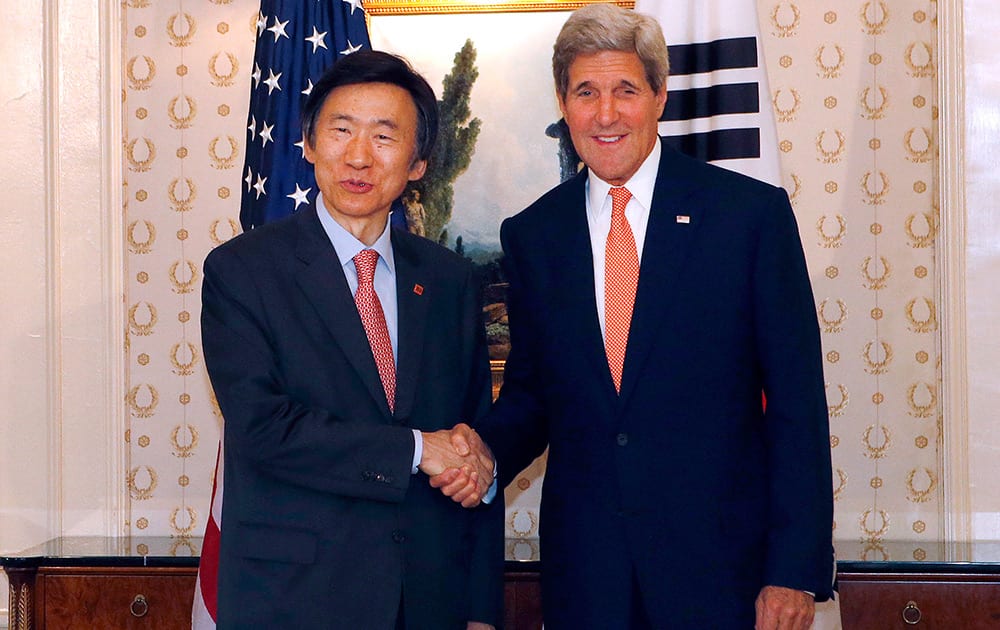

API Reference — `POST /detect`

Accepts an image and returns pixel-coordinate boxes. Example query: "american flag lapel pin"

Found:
[676,215,691,224]
[413,284,424,295]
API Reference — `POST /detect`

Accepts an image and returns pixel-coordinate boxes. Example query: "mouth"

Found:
[341,179,373,193]
[594,134,625,144]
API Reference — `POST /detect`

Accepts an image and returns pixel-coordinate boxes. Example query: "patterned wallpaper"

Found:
[122,0,941,561]
[763,0,941,561]
[122,0,255,539]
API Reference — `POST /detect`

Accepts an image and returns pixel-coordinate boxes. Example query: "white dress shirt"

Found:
[585,138,661,341]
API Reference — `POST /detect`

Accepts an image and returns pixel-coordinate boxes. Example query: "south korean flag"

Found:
[635,0,782,186]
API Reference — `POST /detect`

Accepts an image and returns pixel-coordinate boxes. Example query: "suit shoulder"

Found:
[204,211,301,270]
[208,211,299,255]
[503,173,583,235]
[392,228,475,277]
[664,145,783,196]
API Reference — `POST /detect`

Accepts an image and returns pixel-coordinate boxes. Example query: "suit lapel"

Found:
[391,231,429,422]
[544,172,621,400]
[293,208,393,418]
[618,148,708,405]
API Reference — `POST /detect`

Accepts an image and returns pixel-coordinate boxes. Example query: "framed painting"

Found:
[369,1,632,366]
[365,1,634,16]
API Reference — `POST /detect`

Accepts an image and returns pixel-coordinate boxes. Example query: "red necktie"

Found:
[605,186,638,393]
[354,249,396,412]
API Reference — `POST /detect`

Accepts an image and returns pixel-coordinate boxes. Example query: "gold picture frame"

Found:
[365,0,634,16]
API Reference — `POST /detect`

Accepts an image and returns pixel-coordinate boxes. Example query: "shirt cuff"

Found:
[411,429,422,474]
[481,462,499,504]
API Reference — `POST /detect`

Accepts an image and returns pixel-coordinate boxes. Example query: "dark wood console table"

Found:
[1,537,541,630]
[7,537,1000,629]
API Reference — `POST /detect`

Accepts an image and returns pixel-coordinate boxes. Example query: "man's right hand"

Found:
[420,423,494,507]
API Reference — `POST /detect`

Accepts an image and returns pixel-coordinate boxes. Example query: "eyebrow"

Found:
[570,78,645,92]
[325,112,400,130]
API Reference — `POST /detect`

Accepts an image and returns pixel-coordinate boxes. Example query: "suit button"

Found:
[392,530,406,543]
[616,433,628,446]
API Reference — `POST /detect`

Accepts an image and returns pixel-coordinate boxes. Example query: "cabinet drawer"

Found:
[839,576,1000,629]
[38,570,196,630]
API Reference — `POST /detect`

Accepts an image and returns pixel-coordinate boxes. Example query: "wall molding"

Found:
[936,0,971,549]
[43,0,64,543]
[100,0,127,539]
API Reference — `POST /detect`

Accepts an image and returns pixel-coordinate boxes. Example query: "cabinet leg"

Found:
[6,568,36,630]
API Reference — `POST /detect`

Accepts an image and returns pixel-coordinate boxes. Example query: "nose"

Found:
[596,94,619,127]
[344,134,372,169]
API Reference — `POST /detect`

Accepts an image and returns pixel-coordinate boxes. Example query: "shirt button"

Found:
[616,433,629,446]
[392,530,406,543]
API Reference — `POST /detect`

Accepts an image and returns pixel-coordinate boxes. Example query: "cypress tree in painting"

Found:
[409,39,481,244]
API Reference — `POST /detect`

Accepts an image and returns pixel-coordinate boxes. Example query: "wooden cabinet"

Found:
[503,570,543,630]
[9,537,1000,630]
[838,571,1000,629]
[26,567,196,630]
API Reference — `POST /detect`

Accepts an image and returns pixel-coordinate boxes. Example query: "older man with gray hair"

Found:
[437,4,835,629]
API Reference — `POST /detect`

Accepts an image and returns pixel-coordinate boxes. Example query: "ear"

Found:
[408,159,427,181]
[302,135,316,165]
[655,84,668,111]
[557,90,568,117]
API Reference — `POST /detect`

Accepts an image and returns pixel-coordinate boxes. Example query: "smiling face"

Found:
[559,50,667,186]
[304,82,426,243]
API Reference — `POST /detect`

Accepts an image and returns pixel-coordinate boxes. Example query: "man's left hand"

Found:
[755,585,814,630]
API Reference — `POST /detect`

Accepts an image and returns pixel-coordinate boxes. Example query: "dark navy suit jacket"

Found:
[201,206,503,629]
[479,143,833,629]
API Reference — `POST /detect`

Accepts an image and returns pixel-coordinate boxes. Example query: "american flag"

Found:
[193,2,370,627]
[240,0,371,231]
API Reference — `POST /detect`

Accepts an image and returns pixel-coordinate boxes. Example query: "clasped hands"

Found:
[419,423,494,508]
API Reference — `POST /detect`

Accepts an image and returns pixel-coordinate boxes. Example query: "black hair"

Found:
[301,50,439,162]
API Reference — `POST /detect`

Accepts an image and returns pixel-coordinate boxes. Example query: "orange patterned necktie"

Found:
[604,186,638,393]
[353,249,396,412]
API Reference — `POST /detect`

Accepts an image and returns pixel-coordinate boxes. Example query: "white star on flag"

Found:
[252,174,267,199]
[287,184,313,209]
[267,17,289,42]
[306,26,328,53]
[260,122,274,148]
[340,39,363,56]
[263,69,282,94]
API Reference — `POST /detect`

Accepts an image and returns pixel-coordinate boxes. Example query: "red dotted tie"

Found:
[605,186,638,393]
[354,249,396,412]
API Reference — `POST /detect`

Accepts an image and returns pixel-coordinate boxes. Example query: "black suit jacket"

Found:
[479,144,833,629]
[201,207,503,629]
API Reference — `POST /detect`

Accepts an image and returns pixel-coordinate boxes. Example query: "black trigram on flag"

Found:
[637,0,781,186]
[663,37,763,164]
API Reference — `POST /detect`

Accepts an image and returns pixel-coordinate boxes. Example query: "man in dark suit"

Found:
[436,4,833,629]
[201,51,501,629]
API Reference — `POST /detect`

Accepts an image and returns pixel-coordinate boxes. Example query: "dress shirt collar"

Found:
[586,137,661,221]
[315,193,396,277]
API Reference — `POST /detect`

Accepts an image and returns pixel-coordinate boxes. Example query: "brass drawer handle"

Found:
[130,593,149,618]
[902,600,921,625]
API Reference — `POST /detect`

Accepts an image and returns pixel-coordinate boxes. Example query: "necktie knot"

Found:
[354,249,379,286]
[609,186,632,218]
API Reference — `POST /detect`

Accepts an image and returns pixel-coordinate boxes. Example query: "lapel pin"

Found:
[676,215,690,224]
[413,284,424,295]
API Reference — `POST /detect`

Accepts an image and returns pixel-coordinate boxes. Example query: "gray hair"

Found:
[552,3,670,100]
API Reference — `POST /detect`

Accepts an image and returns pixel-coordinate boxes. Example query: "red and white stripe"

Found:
[192,439,223,628]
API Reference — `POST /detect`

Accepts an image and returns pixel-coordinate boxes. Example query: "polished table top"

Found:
[5,537,1000,574]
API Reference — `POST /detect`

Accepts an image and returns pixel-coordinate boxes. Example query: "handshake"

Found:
[419,423,495,508]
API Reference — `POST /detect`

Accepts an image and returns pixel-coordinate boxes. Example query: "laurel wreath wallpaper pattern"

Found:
[122,0,940,561]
